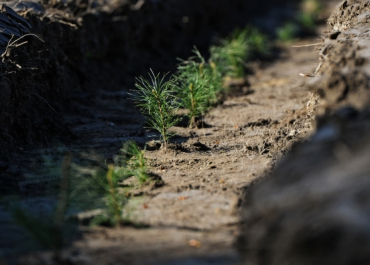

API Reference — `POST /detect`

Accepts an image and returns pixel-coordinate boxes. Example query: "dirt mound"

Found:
[239,1,370,264]
[308,0,370,110]
[327,0,370,31]
[239,108,370,265]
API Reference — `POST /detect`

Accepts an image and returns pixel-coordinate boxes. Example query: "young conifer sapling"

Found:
[119,141,149,185]
[175,49,215,128]
[133,70,180,149]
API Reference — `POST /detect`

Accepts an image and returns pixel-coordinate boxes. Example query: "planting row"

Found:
[132,27,269,147]
[7,26,268,255]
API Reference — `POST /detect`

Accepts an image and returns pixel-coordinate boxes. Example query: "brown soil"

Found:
[239,1,370,265]
[1,0,360,264]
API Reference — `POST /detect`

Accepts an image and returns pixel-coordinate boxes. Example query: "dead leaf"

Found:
[179,196,188,200]
[143,204,149,209]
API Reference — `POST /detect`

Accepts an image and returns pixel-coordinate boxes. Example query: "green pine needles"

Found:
[175,49,221,128]
[119,141,149,185]
[102,164,123,227]
[133,70,181,148]
[210,27,268,78]
[210,28,250,78]
[277,0,322,42]
[71,162,126,228]
[132,27,268,142]
[68,153,128,227]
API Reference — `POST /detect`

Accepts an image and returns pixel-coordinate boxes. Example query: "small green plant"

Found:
[297,12,315,31]
[299,0,322,30]
[118,141,149,185]
[210,28,249,78]
[69,154,127,227]
[277,0,322,42]
[87,142,151,225]
[175,49,222,127]
[68,143,149,227]
[204,54,224,106]
[132,70,181,148]
[246,27,270,57]
[210,27,269,78]
[98,164,123,227]
[277,22,300,42]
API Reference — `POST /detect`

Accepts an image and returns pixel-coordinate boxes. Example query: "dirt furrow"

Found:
[30,42,319,265]
[0,1,343,264]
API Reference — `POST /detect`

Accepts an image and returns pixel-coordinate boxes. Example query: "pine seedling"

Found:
[69,154,127,227]
[205,57,224,106]
[277,22,300,42]
[247,28,270,57]
[175,49,221,127]
[190,49,223,105]
[133,70,181,148]
[210,27,269,78]
[118,141,149,185]
[210,28,250,78]
[85,165,125,227]
[104,164,122,227]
